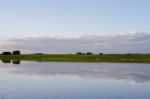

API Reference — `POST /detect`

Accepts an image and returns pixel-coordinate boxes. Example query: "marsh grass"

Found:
[0,54,150,63]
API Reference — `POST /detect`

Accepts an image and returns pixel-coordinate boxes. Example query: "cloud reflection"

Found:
[0,62,150,84]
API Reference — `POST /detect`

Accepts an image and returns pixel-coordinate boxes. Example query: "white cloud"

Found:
[0,32,150,54]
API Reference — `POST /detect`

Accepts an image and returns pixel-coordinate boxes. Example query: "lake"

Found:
[0,61,150,99]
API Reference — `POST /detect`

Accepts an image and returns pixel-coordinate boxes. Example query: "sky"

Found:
[0,0,150,53]
[0,0,150,37]
[0,32,150,54]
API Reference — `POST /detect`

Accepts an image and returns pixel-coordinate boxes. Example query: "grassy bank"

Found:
[0,54,150,63]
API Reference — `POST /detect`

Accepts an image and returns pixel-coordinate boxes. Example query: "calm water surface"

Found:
[0,61,150,99]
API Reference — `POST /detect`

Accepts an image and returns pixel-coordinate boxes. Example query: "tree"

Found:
[2,52,11,55]
[86,52,93,55]
[99,53,103,55]
[126,53,131,55]
[76,52,83,55]
[12,50,21,55]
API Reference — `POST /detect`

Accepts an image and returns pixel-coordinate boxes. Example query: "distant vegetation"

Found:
[0,51,150,63]
[76,52,94,55]
[12,51,21,55]
[2,52,11,55]
[86,52,93,55]
[2,50,21,55]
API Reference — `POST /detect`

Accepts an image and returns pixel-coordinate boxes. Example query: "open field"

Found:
[0,54,150,63]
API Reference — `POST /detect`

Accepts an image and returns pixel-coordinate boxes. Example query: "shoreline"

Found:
[0,54,150,63]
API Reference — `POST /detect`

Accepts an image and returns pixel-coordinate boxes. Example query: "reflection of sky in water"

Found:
[0,62,150,99]
[1,62,150,83]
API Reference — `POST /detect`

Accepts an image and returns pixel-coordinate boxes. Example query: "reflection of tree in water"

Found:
[1,59,21,65]
[1,59,11,63]
[12,60,20,65]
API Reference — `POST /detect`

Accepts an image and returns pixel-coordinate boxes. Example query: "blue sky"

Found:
[0,0,150,37]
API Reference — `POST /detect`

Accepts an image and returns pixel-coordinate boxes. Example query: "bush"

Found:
[12,50,21,55]
[76,52,83,55]
[126,53,131,55]
[2,52,11,55]
[99,53,103,55]
[86,52,93,55]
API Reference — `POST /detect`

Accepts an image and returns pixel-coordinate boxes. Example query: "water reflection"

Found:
[12,60,21,64]
[1,59,20,65]
[0,61,150,99]
[0,61,150,84]
[1,59,11,63]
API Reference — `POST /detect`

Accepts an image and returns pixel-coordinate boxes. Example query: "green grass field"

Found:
[0,54,150,63]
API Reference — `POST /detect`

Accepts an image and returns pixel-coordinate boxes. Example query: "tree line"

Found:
[76,52,103,55]
[1,50,21,55]
[1,50,104,55]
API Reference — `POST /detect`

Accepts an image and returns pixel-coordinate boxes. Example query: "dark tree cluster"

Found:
[2,50,21,55]
[86,52,93,55]
[76,52,84,55]
[76,52,103,55]
[76,52,93,55]
[99,53,103,55]
[12,51,21,55]
[2,52,11,55]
